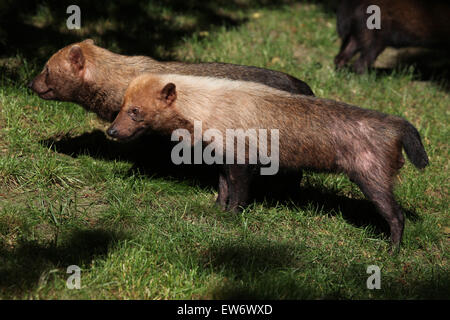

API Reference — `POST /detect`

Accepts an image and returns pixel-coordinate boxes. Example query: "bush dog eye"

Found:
[128,106,142,121]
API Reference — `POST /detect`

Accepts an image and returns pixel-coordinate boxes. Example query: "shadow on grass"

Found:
[258,185,420,237]
[203,241,311,299]
[0,0,247,59]
[0,0,249,85]
[41,130,221,190]
[40,130,421,240]
[0,228,126,293]
[202,239,450,299]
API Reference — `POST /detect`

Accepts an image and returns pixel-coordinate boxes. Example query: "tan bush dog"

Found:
[28,39,314,122]
[107,73,429,248]
[335,0,450,73]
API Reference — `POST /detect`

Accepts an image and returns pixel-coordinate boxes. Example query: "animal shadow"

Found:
[0,228,125,292]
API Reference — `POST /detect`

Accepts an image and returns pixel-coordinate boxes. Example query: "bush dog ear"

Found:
[68,45,85,72]
[160,83,177,106]
[83,39,95,45]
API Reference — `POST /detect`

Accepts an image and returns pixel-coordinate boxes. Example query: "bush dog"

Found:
[28,39,314,122]
[335,0,450,73]
[107,73,428,248]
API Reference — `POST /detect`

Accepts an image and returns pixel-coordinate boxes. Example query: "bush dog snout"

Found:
[106,127,118,139]
[108,73,429,248]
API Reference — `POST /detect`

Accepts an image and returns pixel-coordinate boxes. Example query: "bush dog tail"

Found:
[401,120,429,169]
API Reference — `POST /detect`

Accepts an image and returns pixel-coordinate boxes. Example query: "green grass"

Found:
[0,1,449,299]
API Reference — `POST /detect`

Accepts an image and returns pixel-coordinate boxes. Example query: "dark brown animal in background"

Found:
[107,73,429,249]
[28,39,314,122]
[335,0,450,73]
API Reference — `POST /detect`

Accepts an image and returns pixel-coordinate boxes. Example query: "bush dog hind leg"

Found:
[224,164,253,213]
[216,167,229,210]
[350,172,405,250]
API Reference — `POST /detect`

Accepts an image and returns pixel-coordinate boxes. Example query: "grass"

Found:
[0,1,449,299]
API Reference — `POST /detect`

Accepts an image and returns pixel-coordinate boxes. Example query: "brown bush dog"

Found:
[107,74,429,248]
[28,39,314,122]
[335,0,450,73]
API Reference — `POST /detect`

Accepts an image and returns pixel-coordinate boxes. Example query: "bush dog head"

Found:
[107,77,178,141]
[28,39,94,101]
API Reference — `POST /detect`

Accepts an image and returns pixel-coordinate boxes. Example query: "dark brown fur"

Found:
[335,0,450,73]
[107,73,429,248]
[28,39,314,122]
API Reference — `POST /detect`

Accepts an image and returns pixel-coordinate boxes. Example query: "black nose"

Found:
[27,80,34,89]
[107,127,117,137]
